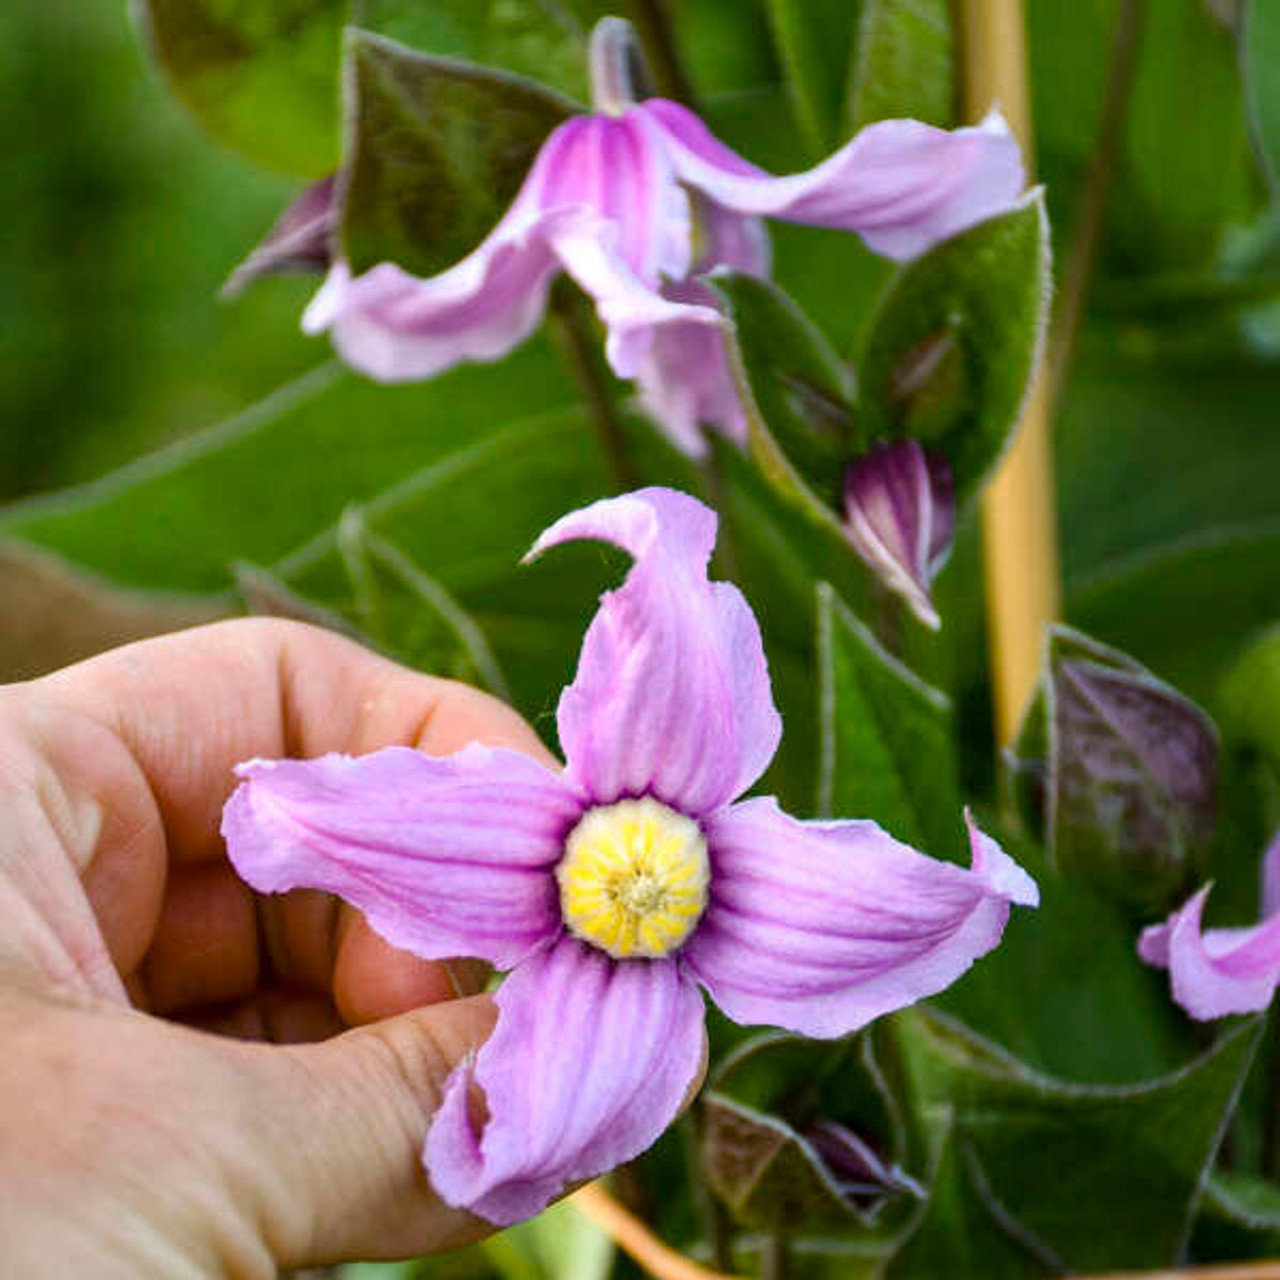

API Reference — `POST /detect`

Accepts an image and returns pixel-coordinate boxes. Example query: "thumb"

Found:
[229,994,497,1268]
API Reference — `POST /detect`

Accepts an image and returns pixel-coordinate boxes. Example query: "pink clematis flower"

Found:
[1139,831,1280,1019]
[304,20,1023,454]
[222,487,1038,1225]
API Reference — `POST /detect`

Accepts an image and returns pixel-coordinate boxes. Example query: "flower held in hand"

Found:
[223,488,1037,1224]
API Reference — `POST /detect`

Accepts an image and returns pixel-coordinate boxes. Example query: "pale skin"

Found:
[0,618,571,1277]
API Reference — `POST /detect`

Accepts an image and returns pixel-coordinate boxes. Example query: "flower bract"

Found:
[222,486,1037,1224]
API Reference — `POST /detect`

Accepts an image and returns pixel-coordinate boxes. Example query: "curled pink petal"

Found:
[641,100,1024,261]
[221,744,583,969]
[526,488,781,815]
[634,278,748,455]
[1261,829,1280,919]
[1139,881,1280,1019]
[425,935,706,1224]
[683,799,1037,1037]
[550,222,725,379]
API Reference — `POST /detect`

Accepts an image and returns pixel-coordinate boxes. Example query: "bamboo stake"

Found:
[960,0,1062,746]
[569,1183,739,1280]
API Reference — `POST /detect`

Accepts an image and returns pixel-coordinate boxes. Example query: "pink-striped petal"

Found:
[425,936,705,1224]
[1139,880,1280,1019]
[634,278,748,455]
[526,488,781,815]
[642,100,1024,261]
[221,744,584,969]
[684,803,1038,1037]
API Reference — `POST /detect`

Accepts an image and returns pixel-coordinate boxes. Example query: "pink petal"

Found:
[221,744,584,969]
[643,100,1024,261]
[300,222,564,382]
[526,488,781,815]
[1138,884,1280,1019]
[425,936,706,1224]
[684,801,1038,1037]
[550,221,725,379]
[541,111,692,285]
[634,278,748,455]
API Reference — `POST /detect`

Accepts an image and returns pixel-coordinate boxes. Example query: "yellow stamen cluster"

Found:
[557,797,710,960]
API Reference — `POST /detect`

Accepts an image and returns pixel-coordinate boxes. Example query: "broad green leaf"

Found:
[883,1118,1051,1280]
[1219,625,1280,771]
[816,582,961,858]
[845,0,954,132]
[355,0,596,105]
[0,336,576,595]
[276,409,617,725]
[893,1007,1263,1272]
[933,823,1191,1084]
[1243,0,1280,194]
[1068,521,1280,702]
[857,191,1050,505]
[711,271,854,519]
[1119,0,1259,270]
[341,30,576,277]
[1193,1169,1280,1262]
[763,0,858,155]
[138,0,346,176]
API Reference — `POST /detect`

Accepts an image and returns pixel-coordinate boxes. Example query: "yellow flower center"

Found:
[557,797,710,960]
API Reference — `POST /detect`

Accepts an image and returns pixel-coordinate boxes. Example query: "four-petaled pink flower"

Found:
[222,487,1038,1225]
[1139,830,1280,1019]
[304,20,1023,454]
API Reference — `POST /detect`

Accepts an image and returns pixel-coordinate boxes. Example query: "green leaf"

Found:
[1219,625,1280,772]
[341,29,576,277]
[138,0,346,177]
[1243,0,1280,195]
[882,1117,1050,1280]
[845,0,955,132]
[816,582,961,858]
[711,271,854,521]
[1068,521,1280,702]
[355,0,597,105]
[763,0,858,155]
[0,336,576,595]
[1194,1168,1280,1262]
[893,1007,1263,1272]
[857,191,1050,505]
[933,823,1191,1085]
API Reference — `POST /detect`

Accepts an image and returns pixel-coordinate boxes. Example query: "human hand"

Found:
[0,619,557,1277]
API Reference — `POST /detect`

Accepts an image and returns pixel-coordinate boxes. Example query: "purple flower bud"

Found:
[842,440,956,629]
[804,1120,924,1212]
[222,175,336,298]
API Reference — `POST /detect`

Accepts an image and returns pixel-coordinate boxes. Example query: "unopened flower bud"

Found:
[842,440,955,629]
[1012,627,1218,914]
[804,1119,924,1212]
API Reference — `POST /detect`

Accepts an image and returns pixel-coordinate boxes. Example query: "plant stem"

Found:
[550,289,638,492]
[1044,0,1146,414]
[626,0,696,106]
